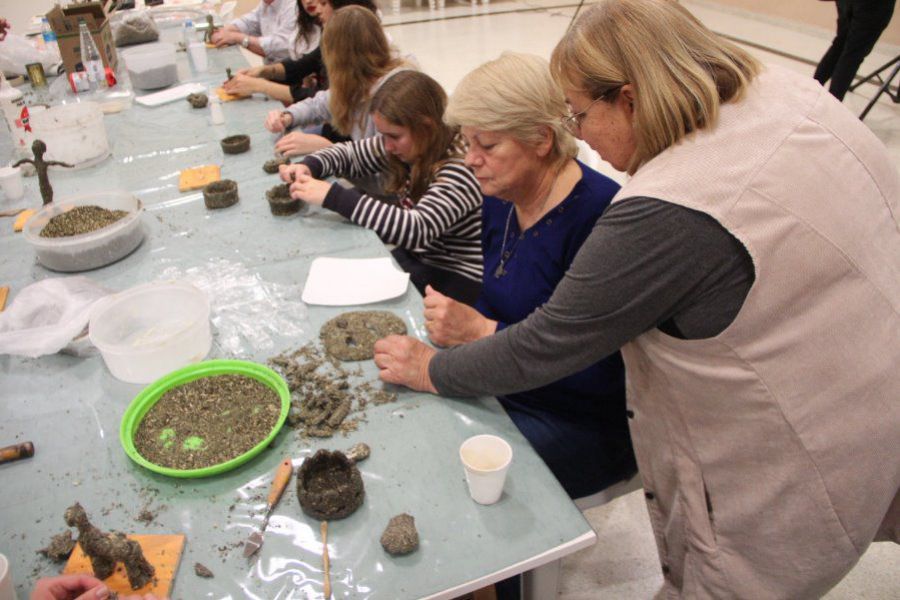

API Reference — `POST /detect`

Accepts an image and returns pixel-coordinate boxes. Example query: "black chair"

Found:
[850,54,900,120]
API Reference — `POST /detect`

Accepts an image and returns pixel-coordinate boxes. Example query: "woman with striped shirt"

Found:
[280,70,483,303]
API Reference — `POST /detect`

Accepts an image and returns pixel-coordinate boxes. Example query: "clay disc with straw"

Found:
[319,311,407,361]
[296,449,364,520]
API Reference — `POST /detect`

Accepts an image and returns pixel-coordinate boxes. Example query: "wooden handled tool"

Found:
[0,441,35,465]
[244,457,293,557]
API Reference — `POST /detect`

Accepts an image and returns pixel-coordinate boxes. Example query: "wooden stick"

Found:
[321,521,331,599]
[0,287,8,312]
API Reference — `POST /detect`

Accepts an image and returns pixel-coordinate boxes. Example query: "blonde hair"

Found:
[445,52,577,169]
[551,0,760,174]
[321,6,403,135]
[370,70,463,203]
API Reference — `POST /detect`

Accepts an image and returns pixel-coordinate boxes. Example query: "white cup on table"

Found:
[188,41,209,73]
[0,166,24,203]
[460,434,513,505]
[0,553,18,600]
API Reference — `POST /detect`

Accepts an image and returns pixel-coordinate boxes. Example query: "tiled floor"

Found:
[382,1,900,598]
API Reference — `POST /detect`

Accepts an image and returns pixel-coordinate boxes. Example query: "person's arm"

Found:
[428,198,754,397]
[322,157,482,249]
[252,0,298,62]
[284,89,332,130]
[300,136,390,180]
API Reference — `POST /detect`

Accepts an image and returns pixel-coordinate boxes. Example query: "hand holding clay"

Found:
[31,575,166,600]
[279,163,311,183]
[423,285,497,347]
[373,336,438,393]
[222,73,261,96]
[289,173,331,206]
[274,131,326,157]
[265,110,292,133]
[211,28,242,48]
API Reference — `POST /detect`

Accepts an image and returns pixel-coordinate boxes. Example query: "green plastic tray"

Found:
[120,359,291,478]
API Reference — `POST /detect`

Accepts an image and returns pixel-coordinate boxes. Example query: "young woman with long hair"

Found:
[263,5,407,156]
[279,70,484,304]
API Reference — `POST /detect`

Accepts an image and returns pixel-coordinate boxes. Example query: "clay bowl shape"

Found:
[186,93,208,108]
[297,449,365,520]
[220,134,250,155]
[23,191,144,272]
[89,281,212,384]
[203,179,239,209]
[120,360,291,478]
[267,183,301,216]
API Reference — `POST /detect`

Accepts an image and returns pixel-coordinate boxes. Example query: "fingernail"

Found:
[95,585,110,599]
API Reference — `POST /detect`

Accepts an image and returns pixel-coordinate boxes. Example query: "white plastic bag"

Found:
[112,10,160,47]
[0,33,61,77]
[0,277,111,358]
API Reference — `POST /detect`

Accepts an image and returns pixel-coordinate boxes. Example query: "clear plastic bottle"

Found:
[0,73,31,158]
[209,93,225,125]
[41,17,58,51]
[78,19,106,90]
[183,19,196,46]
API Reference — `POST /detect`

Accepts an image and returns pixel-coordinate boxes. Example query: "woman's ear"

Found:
[536,125,554,158]
[619,84,636,117]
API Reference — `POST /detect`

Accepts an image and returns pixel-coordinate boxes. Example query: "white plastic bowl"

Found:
[123,42,178,90]
[89,281,212,384]
[23,191,145,272]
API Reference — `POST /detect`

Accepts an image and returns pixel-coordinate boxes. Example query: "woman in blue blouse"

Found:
[425,52,636,500]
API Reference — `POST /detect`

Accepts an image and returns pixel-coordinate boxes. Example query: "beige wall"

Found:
[711,0,900,46]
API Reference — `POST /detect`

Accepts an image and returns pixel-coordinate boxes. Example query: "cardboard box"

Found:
[46,2,119,77]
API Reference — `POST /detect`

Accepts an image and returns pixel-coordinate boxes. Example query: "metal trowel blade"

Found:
[244,530,263,558]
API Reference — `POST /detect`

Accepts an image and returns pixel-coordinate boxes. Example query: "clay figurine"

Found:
[13,139,73,206]
[226,67,233,81]
[204,15,216,44]
[64,503,156,590]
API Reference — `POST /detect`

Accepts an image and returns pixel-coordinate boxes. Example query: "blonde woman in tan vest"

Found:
[372,0,900,597]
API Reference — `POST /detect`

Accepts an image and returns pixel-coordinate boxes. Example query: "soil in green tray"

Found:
[133,374,281,470]
[40,205,129,238]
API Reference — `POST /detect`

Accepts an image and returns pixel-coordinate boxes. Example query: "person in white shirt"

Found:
[211,0,298,64]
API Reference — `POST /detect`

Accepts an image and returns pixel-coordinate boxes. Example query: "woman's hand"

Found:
[265,110,292,133]
[30,574,165,600]
[279,163,312,183]
[373,336,438,393]
[222,73,261,96]
[237,65,265,78]
[275,131,323,157]
[211,28,243,48]
[423,286,496,347]
[289,173,331,206]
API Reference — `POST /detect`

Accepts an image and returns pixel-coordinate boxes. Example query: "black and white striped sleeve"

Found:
[301,136,390,180]
[322,160,482,249]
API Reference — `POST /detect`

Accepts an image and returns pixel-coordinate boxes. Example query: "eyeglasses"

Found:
[560,86,624,137]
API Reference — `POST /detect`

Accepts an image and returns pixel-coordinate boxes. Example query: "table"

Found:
[0,42,596,600]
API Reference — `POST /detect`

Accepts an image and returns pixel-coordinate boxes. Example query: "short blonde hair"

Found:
[551,0,760,174]
[445,52,577,168]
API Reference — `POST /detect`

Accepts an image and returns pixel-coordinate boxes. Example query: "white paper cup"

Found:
[0,166,24,202]
[0,553,18,600]
[460,434,512,505]
[188,42,209,72]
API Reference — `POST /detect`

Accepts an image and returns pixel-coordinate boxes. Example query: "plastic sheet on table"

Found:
[159,258,307,357]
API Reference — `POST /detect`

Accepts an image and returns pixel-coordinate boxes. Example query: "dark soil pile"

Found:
[134,374,281,470]
[40,206,128,237]
[38,531,76,562]
[380,513,419,556]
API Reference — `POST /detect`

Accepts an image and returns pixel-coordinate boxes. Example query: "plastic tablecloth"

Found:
[0,43,595,600]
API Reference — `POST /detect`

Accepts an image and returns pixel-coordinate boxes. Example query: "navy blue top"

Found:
[475,161,634,497]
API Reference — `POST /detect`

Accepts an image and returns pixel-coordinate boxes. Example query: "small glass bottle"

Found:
[41,17,58,53]
[78,19,106,91]
[209,94,225,125]
[183,19,196,46]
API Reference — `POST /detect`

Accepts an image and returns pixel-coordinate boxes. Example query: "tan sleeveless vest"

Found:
[614,65,900,599]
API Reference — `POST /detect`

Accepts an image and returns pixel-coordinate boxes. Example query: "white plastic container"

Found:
[123,42,178,90]
[29,102,110,169]
[89,281,212,384]
[23,191,144,272]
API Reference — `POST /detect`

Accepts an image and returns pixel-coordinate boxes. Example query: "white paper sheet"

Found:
[134,83,207,107]
[301,257,410,306]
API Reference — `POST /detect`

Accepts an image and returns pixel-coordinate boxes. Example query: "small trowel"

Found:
[244,457,293,558]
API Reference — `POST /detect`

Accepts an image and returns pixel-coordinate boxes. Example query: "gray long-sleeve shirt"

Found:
[429,196,755,397]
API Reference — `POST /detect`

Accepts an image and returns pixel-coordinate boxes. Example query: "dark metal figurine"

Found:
[12,139,73,205]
